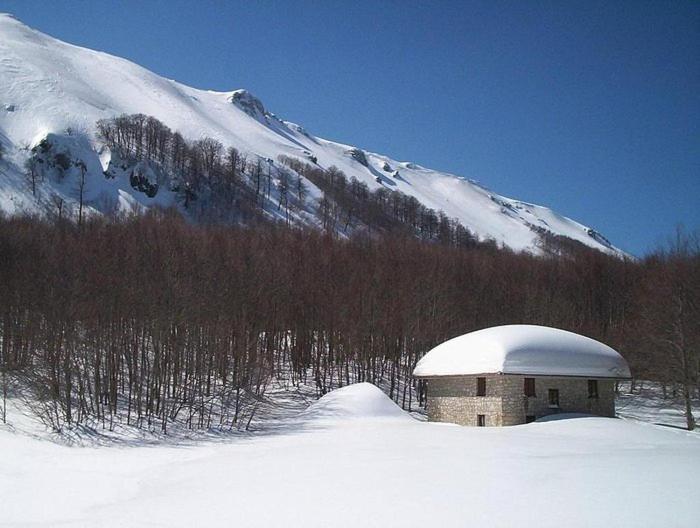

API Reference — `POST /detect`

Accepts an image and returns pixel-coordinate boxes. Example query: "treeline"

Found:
[278,155,485,247]
[0,214,697,430]
[95,114,486,247]
[97,114,265,224]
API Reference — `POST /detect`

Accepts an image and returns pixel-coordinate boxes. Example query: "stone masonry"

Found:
[424,374,616,426]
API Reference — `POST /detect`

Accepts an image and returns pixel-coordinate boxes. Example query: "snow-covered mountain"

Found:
[0,13,622,255]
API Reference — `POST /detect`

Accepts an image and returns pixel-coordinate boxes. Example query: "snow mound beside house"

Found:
[304,383,411,422]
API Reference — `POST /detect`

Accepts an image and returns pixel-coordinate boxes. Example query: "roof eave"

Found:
[413,371,632,380]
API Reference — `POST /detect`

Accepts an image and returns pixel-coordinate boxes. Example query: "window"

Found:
[476,377,486,396]
[525,415,536,423]
[588,379,599,399]
[524,377,536,397]
[548,388,559,408]
[477,414,486,427]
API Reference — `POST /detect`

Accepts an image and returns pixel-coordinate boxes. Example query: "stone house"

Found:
[413,325,631,426]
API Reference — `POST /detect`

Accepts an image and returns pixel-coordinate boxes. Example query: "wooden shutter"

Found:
[548,388,559,407]
[524,377,536,397]
[588,380,599,398]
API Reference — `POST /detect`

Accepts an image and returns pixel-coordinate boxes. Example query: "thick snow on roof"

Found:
[413,325,631,379]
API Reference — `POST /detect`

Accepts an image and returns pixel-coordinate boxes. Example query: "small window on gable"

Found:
[476,377,486,396]
[524,377,536,397]
[477,414,486,427]
[588,379,599,399]
[548,388,559,408]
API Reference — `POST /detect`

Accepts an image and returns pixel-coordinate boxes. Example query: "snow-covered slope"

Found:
[0,13,622,254]
[1,383,698,527]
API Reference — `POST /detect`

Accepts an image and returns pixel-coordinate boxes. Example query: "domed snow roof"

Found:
[413,325,631,379]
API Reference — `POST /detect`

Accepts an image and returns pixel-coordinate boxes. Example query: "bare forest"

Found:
[1,210,698,432]
[91,114,487,247]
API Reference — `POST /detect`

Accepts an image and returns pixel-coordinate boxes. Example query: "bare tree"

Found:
[639,227,699,430]
[75,160,87,227]
[24,157,40,197]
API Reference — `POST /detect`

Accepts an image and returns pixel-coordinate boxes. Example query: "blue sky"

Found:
[2,0,698,255]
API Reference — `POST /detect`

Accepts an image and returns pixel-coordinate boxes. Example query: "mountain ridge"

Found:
[0,13,624,256]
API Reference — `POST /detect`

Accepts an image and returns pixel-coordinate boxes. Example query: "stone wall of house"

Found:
[517,376,615,421]
[425,375,616,426]
[425,375,504,426]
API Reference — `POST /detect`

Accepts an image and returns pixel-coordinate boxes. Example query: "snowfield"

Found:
[0,13,623,255]
[1,383,698,527]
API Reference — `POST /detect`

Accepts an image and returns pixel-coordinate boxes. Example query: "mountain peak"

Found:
[227,89,267,120]
[0,12,33,32]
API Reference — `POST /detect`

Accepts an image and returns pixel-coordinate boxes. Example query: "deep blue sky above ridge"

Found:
[2,0,698,255]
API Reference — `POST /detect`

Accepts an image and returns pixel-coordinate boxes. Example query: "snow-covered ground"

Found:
[0,13,623,255]
[1,382,697,527]
[616,381,699,431]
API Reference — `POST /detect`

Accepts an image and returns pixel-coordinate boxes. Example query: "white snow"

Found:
[616,381,700,430]
[413,325,631,378]
[0,382,698,527]
[302,382,413,422]
[0,13,624,255]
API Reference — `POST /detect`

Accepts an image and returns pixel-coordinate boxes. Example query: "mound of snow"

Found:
[304,383,410,422]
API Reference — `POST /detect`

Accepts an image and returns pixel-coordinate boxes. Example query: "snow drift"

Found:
[303,382,412,422]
